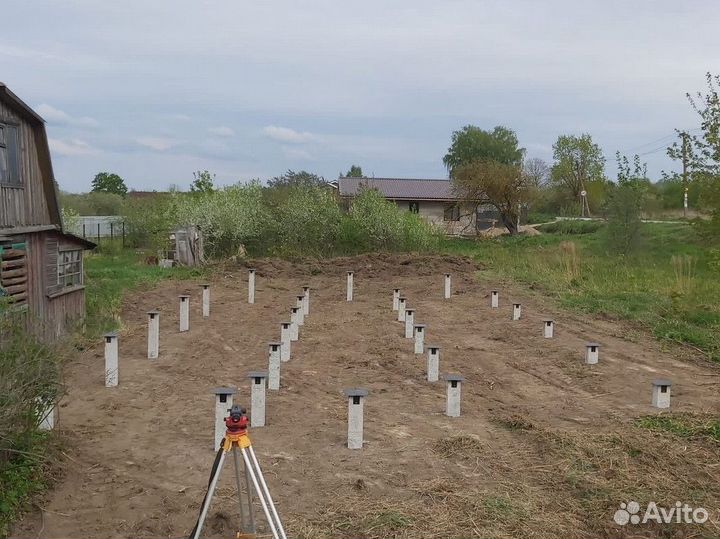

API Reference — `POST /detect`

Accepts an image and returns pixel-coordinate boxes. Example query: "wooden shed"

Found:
[0,82,95,342]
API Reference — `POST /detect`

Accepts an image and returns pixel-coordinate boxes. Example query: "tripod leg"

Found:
[247,445,288,539]
[232,447,255,534]
[240,447,280,539]
[244,454,256,533]
[192,449,228,539]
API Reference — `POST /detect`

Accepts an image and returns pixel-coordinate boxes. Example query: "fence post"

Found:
[122,221,126,247]
[82,223,86,238]
[110,222,114,241]
[97,223,100,243]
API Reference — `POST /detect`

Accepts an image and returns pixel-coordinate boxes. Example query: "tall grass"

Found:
[0,308,63,535]
[442,223,720,360]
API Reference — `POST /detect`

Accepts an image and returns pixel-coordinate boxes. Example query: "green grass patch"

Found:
[636,415,720,442]
[0,432,55,537]
[441,222,720,360]
[536,219,605,235]
[84,250,210,338]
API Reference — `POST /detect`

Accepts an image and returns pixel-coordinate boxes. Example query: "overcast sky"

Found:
[2,1,717,192]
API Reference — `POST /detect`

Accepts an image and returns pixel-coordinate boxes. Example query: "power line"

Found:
[620,128,702,155]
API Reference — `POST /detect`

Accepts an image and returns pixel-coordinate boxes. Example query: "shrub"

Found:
[271,186,342,257]
[0,308,62,534]
[537,220,604,235]
[174,183,272,257]
[605,183,644,254]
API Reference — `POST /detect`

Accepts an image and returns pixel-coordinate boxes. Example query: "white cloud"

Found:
[263,125,316,144]
[36,103,98,127]
[136,136,177,151]
[208,126,235,137]
[49,138,97,156]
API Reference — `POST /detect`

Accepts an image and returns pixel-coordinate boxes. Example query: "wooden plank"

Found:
[4,283,27,295]
[7,291,27,303]
[2,275,27,286]
[1,258,25,270]
[1,248,26,258]
[0,267,26,279]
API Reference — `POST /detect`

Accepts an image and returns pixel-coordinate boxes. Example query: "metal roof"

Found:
[338,177,458,201]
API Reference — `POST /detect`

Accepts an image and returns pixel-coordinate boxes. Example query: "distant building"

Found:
[336,176,498,235]
[0,82,95,342]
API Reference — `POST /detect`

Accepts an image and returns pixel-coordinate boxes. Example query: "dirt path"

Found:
[12,254,720,538]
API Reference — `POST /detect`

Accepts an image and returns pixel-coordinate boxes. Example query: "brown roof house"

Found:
[0,83,95,342]
[336,176,498,235]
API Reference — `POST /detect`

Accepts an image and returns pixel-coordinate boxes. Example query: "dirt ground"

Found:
[11,253,720,539]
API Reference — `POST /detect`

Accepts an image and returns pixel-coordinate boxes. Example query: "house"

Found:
[0,82,95,342]
[336,176,498,235]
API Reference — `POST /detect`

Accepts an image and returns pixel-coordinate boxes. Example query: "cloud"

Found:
[49,138,97,156]
[165,113,192,122]
[263,125,316,144]
[136,136,177,151]
[35,103,98,127]
[282,146,313,160]
[208,126,235,137]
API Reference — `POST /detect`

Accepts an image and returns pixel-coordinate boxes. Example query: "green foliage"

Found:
[267,170,327,189]
[441,222,720,360]
[636,415,720,443]
[443,125,525,174]
[190,170,215,194]
[551,134,606,200]
[91,172,127,196]
[121,194,178,251]
[344,188,440,252]
[60,207,80,231]
[605,182,645,254]
[452,160,535,234]
[536,220,604,235]
[345,165,363,177]
[271,186,342,257]
[84,249,207,337]
[60,191,125,216]
[175,183,272,257]
[119,182,440,259]
[0,310,62,535]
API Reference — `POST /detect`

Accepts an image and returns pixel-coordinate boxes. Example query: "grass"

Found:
[83,249,210,338]
[636,414,720,442]
[442,222,720,361]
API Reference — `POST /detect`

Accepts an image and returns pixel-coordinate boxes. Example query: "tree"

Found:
[190,170,215,193]
[443,125,525,175]
[523,157,550,188]
[345,165,364,177]
[550,134,605,209]
[452,161,535,235]
[91,172,127,196]
[687,72,720,174]
[267,170,327,189]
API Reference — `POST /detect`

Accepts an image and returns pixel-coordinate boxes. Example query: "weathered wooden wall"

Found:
[11,231,86,342]
[0,98,52,228]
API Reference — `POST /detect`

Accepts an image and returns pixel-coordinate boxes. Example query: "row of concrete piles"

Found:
[337,271,674,449]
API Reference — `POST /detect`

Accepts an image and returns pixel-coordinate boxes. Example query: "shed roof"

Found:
[338,177,458,201]
[0,83,62,227]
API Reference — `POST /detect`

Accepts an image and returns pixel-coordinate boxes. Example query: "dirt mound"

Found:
[227,252,483,279]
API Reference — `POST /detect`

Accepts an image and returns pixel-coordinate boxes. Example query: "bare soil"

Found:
[11,253,720,539]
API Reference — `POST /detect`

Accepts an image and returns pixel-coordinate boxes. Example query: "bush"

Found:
[537,220,604,235]
[0,308,62,534]
[175,184,273,257]
[605,183,645,254]
[271,186,341,257]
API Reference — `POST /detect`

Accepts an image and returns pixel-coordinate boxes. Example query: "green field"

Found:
[442,222,720,361]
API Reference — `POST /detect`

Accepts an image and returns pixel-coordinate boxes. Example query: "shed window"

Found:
[444,204,460,221]
[58,249,83,287]
[0,123,21,186]
[408,201,420,213]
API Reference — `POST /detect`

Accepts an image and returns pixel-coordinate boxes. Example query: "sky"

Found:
[2,1,718,193]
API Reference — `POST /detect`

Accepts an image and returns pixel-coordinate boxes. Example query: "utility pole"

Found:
[680,131,690,218]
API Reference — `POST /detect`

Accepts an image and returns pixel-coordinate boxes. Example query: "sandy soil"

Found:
[11,253,720,539]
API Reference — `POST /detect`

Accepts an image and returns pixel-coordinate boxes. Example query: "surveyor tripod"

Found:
[189,405,287,539]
